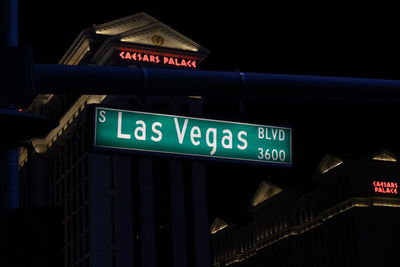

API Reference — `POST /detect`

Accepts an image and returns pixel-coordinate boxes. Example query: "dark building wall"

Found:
[211,157,400,267]
[354,207,400,267]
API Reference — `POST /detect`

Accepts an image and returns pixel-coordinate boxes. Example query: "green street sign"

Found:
[94,107,292,165]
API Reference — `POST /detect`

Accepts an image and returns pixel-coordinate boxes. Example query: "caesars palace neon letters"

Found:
[117,49,198,68]
[372,180,398,194]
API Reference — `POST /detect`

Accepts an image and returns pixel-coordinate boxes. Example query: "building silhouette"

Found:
[19,12,210,267]
[210,150,400,267]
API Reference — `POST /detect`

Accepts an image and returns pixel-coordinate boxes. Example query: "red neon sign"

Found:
[373,181,398,194]
[117,48,198,69]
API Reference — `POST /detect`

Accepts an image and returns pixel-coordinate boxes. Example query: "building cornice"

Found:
[19,95,106,167]
[216,196,400,266]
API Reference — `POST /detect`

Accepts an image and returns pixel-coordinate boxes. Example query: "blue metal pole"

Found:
[34,64,400,102]
[0,0,20,211]
[1,0,18,46]
[0,147,19,210]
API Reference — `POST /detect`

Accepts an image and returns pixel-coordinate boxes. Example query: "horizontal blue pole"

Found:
[34,64,400,101]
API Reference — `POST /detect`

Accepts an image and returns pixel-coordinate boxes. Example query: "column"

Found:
[139,158,156,267]
[189,99,210,267]
[89,153,111,267]
[169,160,188,267]
[191,162,210,267]
[114,155,134,267]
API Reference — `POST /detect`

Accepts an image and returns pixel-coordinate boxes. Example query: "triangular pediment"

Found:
[117,22,207,53]
[93,12,208,54]
[210,217,229,235]
[373,149,397,162]
[318,154,343,174]
[250,180,282,207]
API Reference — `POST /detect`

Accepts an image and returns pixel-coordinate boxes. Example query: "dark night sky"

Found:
[19,4,400,223]
[21,5,400,77]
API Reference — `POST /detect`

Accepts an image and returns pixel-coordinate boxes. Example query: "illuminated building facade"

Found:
[210,150,400,267]
[19,12,210,267]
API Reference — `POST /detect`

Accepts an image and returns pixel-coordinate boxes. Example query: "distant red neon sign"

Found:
[117,48,198,69]
[373,181,398,194]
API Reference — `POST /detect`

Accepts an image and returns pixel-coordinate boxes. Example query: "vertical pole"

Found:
[1,0,18,46]
[0,0,19,211]
[0,147,19,210]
